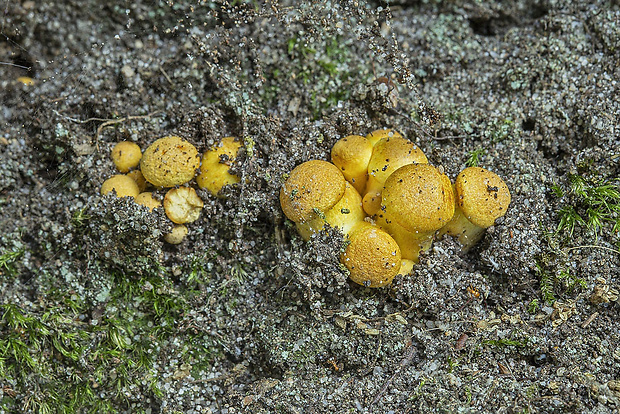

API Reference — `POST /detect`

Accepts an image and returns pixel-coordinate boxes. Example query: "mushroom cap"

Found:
[140,136,200,187]
[366,135,428,190]
[341,222,402,288]
[100,175,140,198]
[196,137,243,196]
[381,164,455,234]
[455,167,511,229]
[163,187,204,224]
[126,170,147,192]
[280,160,346,223]
[111,141,142,173]
[134,192,161,212]
[295,181,365,240]
[366,128,402,146]
[331,135,373,180]
[164,224,188,245]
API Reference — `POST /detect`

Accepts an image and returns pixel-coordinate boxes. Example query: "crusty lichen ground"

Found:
[0,0,619,413]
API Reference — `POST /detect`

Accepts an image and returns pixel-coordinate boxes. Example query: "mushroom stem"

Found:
[375,214,435,262]
[439,206,486,250]
[439,167,511,251]
[399,259,415,276]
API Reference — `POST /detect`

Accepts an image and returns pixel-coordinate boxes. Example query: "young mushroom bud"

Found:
[164,224,189,245]
[363,134,428,215]
[101,175,140,198]
[111,141,142,173]
[376,164,455,263]
[196,137,243,197]
[134,192,161,211]
[280,160,365,240]
[331,135,374,194]
[440,167,511,250]
[341,222,402,288]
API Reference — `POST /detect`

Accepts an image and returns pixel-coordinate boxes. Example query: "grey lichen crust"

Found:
[0,0,619,413]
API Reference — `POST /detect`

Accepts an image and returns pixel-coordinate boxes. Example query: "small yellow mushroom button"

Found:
[134,192,161,211]
[100,175,140,198]
[111,141,142,173]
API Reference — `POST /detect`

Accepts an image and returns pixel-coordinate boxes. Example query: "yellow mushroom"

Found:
[100,175,140,198]
[365,128,402,146]
[341,222,402,288]
[330,135,374,194]
[280,160,365,240]
[375,164,455,262]
[163,187,204,224]
[140,136,200,187]
[134,192,161,212]
[17,77,35,86]
[111,141,142,173]
[126,170,147,192]
[164,224,189,245]
[363,134,428,215]
[440,167,511,250]
[196,137,243,197]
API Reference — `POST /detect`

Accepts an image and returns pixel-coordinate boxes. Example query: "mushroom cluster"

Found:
[280,129,511,288]
[100,135,243,244]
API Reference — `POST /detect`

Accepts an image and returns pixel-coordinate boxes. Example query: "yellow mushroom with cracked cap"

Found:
[376,163,455,263]
[440,167,511,250]
[196,137,243,197]
[280,160,365,240]
[140,136,200,187]
[163,187,204,224]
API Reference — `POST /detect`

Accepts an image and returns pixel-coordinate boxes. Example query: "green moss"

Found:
[0,247,24,278]
[526,299,539,314]
[263,33,364,118]
[481,338,528,348]
[465,148,486,168]
[553,173,620,238]
[0,254,228,413]
[71,207,91,229]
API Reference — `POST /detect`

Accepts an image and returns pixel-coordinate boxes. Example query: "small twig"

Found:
[431,133,469,141]
[54,110,163,151]
[369,339,416,408]
[581,312,599,328]
[191,372,236,383]
[159,67,174,85]
[93,111,163,151]
[0,61,32,70]
[563,245,620,255]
